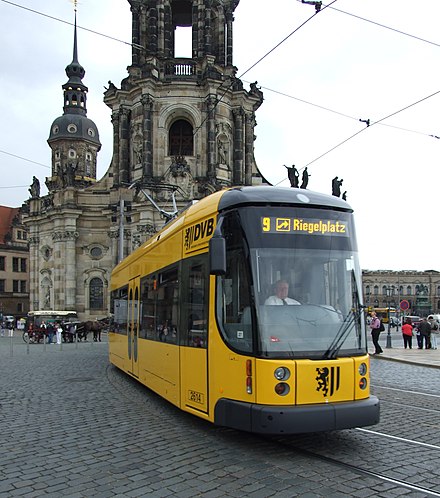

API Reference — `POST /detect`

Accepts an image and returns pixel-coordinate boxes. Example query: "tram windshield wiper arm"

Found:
[323,270,363,359]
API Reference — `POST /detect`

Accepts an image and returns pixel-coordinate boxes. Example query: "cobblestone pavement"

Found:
[1,332,438,497]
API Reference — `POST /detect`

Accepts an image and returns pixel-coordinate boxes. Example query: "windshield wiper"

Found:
[322,311,356,359]
[323,270,364,359]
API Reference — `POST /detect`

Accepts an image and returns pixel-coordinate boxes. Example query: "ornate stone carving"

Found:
[28,236,40,245]
[52,231,79,241]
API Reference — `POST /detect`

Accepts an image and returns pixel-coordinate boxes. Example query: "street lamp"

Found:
[386,286,393,348]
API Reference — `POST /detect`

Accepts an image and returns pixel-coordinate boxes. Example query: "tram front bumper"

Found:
[214,396,380,434]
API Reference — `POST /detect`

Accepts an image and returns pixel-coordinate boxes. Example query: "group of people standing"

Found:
[27,321,76,344]
[402,317,438,350]
[369,311,439,353]
[0,321,14,337]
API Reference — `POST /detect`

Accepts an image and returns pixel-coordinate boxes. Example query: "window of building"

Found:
[373,285,379,295]
[406,285,412,295]
[13,258,27,273]
[90,246,103,259]
[89,277,104,310]
[13,280,26,293]
[0,256,5,271]
[169,119,193,156]
[0,280,5,292]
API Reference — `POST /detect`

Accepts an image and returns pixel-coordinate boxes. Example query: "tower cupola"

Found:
[47,10,101,191]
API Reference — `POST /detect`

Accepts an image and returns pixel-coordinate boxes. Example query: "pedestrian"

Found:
[55,322,63,345]
[369,311,383,355]
[428,317,439,350]
[418,318,432,349]
[40,320,47,342]
[7,320,14,337]
[46,322,55,344]
[0,321,5,337]
[401,318,413,349]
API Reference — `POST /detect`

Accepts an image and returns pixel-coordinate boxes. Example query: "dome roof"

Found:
[48,113,101,147]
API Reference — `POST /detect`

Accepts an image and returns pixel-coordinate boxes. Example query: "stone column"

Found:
[204,0,212,55]
[226,9,234,66]
[217,8,226,65]
[52,231,64,309]
[131,5,141,65]
[244,112,255,185]
[148,5,158,55]
[64,230,79,310]
[141,95,153,179]
[28,234,40,310]
[119,107,130,185]
[206,95,217,178]
[233,108,244,184]
[111,111,120,186]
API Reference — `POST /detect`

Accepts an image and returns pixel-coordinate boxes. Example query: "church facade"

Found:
[22,0,266,321]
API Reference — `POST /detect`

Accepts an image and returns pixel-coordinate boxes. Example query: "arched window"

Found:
[365,285,370,295]
[89,277,103,310]
[373,285,379,295]
[406,285,412,295]
[169,119,193,156]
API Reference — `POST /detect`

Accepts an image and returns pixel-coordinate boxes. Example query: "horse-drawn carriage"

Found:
[23,311,108,343]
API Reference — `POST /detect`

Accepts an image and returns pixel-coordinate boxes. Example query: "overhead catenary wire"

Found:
[192,0,339,139]
[1,0,440,193]
[247,81,440,140]
[274,87,440,186]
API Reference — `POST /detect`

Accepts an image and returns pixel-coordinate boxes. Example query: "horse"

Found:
[79,320,103,342]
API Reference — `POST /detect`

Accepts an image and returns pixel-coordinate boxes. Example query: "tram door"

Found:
[128,277,140,378]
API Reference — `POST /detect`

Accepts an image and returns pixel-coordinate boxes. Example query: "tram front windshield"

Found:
[217,206,366,359]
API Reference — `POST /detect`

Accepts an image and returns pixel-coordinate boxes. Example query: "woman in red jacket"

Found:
[401,318,413,349]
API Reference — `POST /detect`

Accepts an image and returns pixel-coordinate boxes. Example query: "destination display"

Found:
[261,217,349,236]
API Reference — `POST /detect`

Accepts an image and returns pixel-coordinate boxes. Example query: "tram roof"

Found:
[217,186,352,212]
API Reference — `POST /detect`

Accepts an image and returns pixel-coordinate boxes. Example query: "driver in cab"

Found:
[265,280,300,305]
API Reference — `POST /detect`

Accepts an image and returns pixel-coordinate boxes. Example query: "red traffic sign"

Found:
[400,300,410,311]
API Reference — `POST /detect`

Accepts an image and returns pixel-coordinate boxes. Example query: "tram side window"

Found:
[217,212,253,352]
[139,275,156,339]
[181,255,208,348]
[111,285,128,335]
[156,266,179,344]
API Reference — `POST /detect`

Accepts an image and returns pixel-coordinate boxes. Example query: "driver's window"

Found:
[217,212,253,352]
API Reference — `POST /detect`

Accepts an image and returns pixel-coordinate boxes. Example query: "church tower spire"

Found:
[62,11,88,115]
[47,7,101,192]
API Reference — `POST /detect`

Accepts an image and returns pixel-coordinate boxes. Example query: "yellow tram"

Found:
[109,186,379,434]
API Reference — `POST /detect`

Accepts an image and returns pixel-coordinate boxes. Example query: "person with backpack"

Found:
[418,318,432,349]
[369,311,383,355]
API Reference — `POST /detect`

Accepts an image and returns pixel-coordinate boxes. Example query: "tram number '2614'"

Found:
[188,390,204,405]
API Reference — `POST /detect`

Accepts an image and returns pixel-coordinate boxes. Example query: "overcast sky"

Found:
[1,0,439,272]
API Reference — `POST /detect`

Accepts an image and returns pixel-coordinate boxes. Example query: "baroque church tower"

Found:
[104,0,265,202]
[22,1,266,321]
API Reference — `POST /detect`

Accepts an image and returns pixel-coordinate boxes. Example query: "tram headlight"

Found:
[274,367,290,381]
[358,363,367,376]
[275,382,290,396]
[359,377,367,390]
